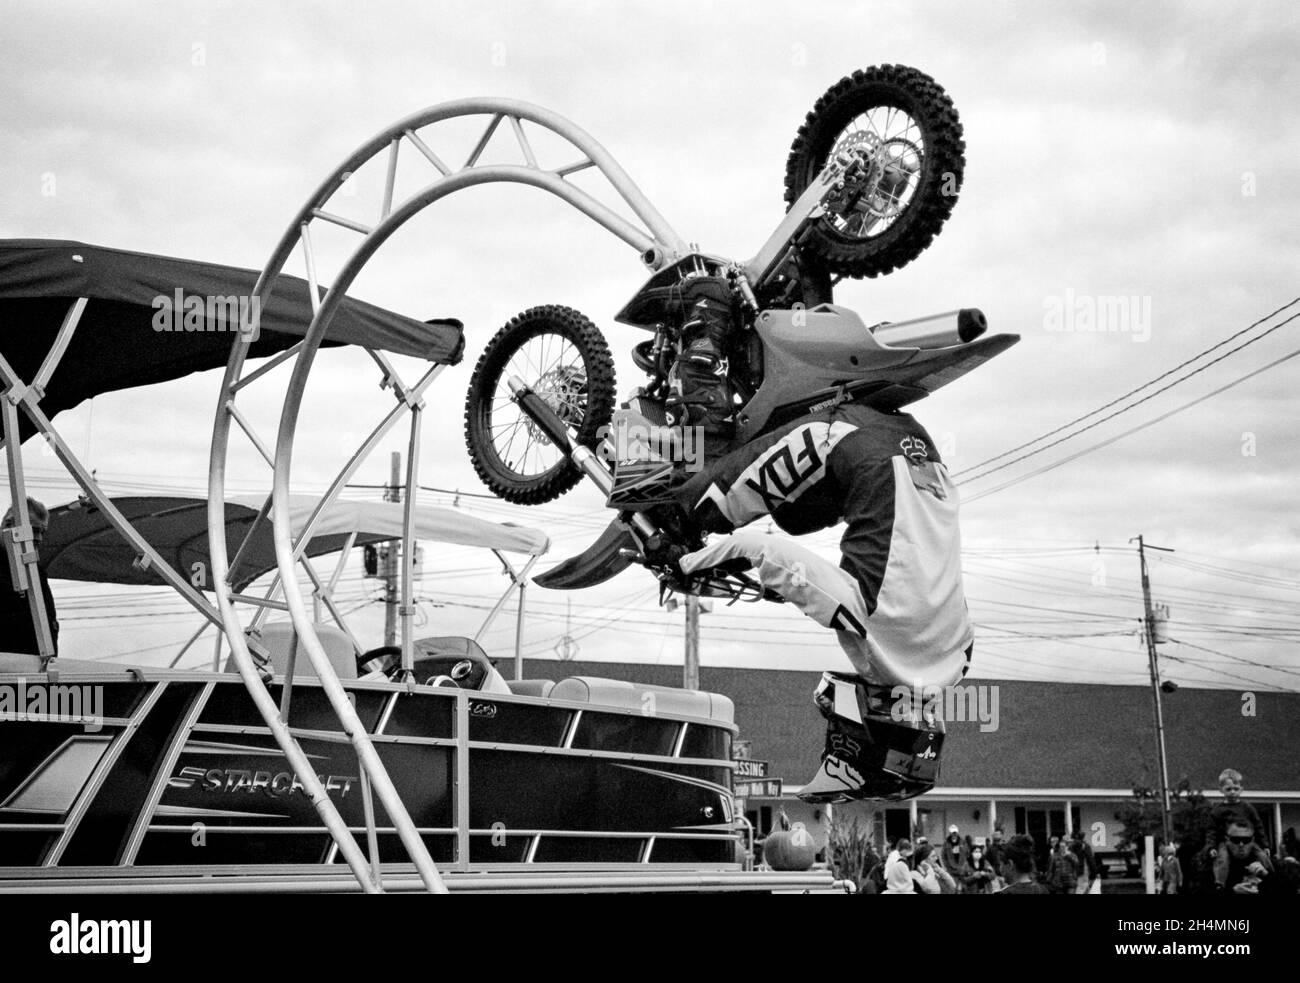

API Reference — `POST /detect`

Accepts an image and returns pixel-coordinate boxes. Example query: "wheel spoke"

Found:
[827,106,926,241]
[483,331,593,481]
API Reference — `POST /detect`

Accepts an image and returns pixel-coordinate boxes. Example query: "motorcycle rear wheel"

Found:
[784,64,965,279]
[463,305,616,505]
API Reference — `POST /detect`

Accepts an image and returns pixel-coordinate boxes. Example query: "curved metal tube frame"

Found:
[208,98,686,893]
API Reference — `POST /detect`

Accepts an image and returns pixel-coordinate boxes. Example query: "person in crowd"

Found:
[1211,768,1267,890]
[857,840,883,894]
[995,834,1050,894]
[1045,836,1080,894]
[1067,834,1088,893]
[910,842,942,894]
[984,828,1007,875]
[1159,842,1183,895]
[913,835,931,863]
[941,825,969,891]
[1,497,58,656]
[1040,834,1060,885]
[963,845,999,895]
[883,838,916,894]
[1185,835,1220,895]
[863,839,892,895]
[1220,821,1285,894]
[1071,829,1099,887]
[1274,855,1300,894]
[927,843,960,894]
[1281,826,1298,861]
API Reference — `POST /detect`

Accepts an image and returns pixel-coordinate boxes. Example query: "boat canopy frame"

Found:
[0,294,543,894]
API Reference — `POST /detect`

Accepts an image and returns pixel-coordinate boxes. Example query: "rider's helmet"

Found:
[797,672,945,803]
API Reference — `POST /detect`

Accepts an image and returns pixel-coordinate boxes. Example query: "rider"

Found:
[616,359,974,801]
[672,402,972,689]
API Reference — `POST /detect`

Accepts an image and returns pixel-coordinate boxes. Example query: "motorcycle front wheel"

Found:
[463,305,616,505]
[784,64,966,279]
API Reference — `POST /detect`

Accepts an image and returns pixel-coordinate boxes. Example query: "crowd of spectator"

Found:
[837,770,1298,894]
[853,816,1299,895]
[857,825,1099,895]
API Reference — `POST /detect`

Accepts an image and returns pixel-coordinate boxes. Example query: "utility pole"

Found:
[684,595,700,691]
[1133,534,1175,846]
[383,451,400,648]
[666,594,709,689]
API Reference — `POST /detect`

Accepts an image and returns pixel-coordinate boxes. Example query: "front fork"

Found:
[508,377,777,605]
[742,145,880,287]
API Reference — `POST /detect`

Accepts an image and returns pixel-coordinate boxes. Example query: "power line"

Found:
[963,339,1300,504]
[1160,555,1300,592]
[1162,547,1300,581]
[952,298,1300,482]
[1159,652,1287,692]
[1168,637,1300,682]
[963,561,1300,623]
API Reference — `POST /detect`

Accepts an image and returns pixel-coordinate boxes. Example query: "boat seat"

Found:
[232,622,357,681]
[411,636,510,695]
[504,678,555,698]
[549,676,734,723]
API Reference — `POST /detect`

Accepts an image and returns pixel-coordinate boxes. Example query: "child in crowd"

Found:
[1211,768,1267,890]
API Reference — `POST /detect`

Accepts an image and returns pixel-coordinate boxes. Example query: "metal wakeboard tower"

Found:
[4,95,872,894]
[207,98,700,893]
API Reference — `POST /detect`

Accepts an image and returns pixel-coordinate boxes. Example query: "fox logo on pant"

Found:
[824,756,863,788]
[802,755,865,798]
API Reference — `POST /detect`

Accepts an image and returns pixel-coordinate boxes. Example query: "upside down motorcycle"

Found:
[462,64,1018,599]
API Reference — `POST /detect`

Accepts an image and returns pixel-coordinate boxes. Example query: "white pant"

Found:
[680,529,970,689]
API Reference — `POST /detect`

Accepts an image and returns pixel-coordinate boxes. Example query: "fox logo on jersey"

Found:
[744,426,825,511]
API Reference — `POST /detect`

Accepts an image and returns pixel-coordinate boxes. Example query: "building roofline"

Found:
[779,787,1300,800]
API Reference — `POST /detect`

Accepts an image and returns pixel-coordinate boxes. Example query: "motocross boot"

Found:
[667,276,738,440]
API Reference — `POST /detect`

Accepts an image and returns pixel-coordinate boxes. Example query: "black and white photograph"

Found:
[0,0,1296,957]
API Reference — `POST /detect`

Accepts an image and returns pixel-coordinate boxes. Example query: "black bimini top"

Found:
[0,239,463,443]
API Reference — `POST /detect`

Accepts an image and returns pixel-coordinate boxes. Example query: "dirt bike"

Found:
[462,65,1018,600]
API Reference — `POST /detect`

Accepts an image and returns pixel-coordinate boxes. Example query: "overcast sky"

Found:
[2,1,1298,693]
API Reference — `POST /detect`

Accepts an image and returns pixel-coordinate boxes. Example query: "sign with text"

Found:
[734,779,783,799]
[734,758,769,779]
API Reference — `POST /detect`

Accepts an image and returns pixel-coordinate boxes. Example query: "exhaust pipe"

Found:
[870,308,987,349]
[506,376,658,540]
